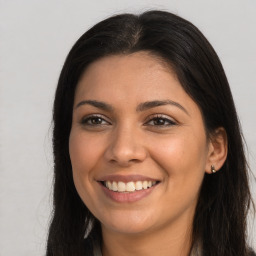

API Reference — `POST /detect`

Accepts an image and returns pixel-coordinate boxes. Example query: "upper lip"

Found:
[97,174,160,183]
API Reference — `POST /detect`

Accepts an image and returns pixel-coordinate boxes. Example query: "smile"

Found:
[103,180,158,193]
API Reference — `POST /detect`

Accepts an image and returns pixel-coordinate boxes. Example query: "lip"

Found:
[97,174,160,203]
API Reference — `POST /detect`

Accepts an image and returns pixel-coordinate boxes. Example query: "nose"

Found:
[104,124,147,167]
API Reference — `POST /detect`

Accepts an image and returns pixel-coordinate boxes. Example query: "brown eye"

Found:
[153,118,167,125]
[145,115,176,127]
[89,117,104,125]
[81,115,110,126]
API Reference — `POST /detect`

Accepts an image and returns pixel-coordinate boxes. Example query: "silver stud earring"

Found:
[211,165,216,173]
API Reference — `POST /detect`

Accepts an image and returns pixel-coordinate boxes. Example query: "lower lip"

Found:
[99,182,158,203]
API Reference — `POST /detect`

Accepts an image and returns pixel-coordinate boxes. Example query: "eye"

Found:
[80,115,111,126]
[145,115,176,127]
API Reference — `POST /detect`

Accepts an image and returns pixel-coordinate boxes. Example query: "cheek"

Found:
[69,130,104,175]
[148,132,208,191]
[69,130,103,201]
[152,135,206,166]
[69,130,108,216]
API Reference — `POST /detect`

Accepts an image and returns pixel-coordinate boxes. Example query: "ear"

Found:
[205,127,228,174]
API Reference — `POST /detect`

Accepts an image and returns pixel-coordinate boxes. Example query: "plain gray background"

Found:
[0,0,255,255]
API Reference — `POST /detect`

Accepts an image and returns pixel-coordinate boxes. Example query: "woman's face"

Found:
[69,52,213,236]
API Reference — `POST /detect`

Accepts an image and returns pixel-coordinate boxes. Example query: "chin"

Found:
[100,213,155,235]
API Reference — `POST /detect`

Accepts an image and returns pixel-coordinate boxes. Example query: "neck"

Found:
[101,216,193,256]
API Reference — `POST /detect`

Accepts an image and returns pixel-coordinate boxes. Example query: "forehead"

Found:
[81,51,173,74]
[75,52,181,100]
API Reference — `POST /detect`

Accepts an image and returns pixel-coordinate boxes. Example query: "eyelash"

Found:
[80,114,110,126]
[144,114,176,127]
[80,114,176,127]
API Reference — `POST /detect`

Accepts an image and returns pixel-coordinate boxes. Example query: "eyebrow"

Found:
[136,100,189,115]
[75,99,189,115]
[75,100,113,111]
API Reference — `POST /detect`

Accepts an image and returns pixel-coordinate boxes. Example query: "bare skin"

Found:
[69,52,227,256]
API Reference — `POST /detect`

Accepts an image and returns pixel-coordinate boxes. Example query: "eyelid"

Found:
[79,113,177,127]
[144,114,177,126]
[80,114,111,125]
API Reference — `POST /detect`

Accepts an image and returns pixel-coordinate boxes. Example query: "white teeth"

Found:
[104,180,157,192]
[135,181,143,190]
[112,181,118,191]
[106,181,112,189]
[142,181,148,189]
[117,181,126,192]
[126,182,136,192]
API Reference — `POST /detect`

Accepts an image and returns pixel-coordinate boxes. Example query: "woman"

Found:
[46,11,255,256]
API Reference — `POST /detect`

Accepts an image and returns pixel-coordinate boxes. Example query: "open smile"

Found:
[101,180,158,192]
[97,175,161,203]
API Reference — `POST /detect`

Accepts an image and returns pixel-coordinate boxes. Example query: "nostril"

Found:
[103,132,147,165]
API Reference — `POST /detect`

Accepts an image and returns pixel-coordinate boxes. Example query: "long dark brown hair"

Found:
[46,10,255,256]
